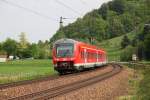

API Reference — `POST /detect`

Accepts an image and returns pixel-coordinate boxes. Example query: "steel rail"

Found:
[0,65,107,90]
[8,64,122,100]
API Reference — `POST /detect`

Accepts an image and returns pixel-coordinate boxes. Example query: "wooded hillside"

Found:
[50,0,150,44]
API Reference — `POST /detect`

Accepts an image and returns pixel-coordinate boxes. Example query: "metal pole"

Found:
[60,16,63,29]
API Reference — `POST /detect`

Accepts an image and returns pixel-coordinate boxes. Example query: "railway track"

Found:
[0,65,107,90]
[8,64,122,100]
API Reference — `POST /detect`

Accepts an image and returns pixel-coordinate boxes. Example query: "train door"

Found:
[96,51,98,62]
[84,49,87,63]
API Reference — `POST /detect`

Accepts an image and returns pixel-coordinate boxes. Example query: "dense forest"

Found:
[50,0,150,42]
[50,0,150,61]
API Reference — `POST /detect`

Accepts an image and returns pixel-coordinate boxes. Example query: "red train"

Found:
[52,39,107,74]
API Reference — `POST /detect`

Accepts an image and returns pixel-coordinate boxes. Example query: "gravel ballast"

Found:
[0,66,113,100]
[53,68,133,100]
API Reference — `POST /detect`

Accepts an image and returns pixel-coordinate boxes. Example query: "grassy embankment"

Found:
[118,63,150,100]
[136,63,150,100]
[99,31,137,61]
[0,59,56,84]
[98,29,150,99]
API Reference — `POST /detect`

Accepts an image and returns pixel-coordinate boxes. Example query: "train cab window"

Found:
[56,43,74,57]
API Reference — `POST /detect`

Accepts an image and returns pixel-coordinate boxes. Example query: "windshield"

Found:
[56,43,74,58]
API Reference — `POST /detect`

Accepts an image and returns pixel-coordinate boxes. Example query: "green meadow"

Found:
[0,59,56,84]
[99,30,137,61]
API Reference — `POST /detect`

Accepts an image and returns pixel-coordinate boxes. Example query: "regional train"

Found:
[52,38,107,74]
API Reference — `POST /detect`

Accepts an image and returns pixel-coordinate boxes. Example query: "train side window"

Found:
[92,53,94,59]
[87,52,89,59]
[81,51,84,59]
[84,50,87,59]
[98,54,101,59]
[90,53,92,59]
[90,53,93,59]
[88,52,92,59]
[94,53,97,59]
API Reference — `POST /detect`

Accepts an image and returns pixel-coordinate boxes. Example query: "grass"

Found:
[140,61,150,64]
[98,31,137,61]
[137,64,150,100]
[121,63,150,100]
[0,59,56,84]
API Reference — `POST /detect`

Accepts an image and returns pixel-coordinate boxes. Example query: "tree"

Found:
[120,45,135,61]
[109,0,126,15]
[19,32,28,49]
[98,3,108,20]
[3,38,17,57]
[20,48,32,58]
[17,32,30,59]
[0,42,2,51]
[143,24,150,37]
[0,43,6,55]
[29,44,40,59]
[121,13,134,33]
[38,40,44,47]
[37,40,51,59]
[131,38,137,47]
[108,14,125,37]
[144,34,150,60]
[56,30,66,39]
[121,35,130,49]
[136,42,145,61]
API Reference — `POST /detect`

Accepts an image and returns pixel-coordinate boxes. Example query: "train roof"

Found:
[54,38,77,45]
[53,38,106,53]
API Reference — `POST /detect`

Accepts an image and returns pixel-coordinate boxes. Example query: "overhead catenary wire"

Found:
[54,0,82,16]
[0,0,59,22]
[61,17,78,19]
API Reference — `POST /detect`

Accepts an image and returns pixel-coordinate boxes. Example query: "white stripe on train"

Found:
[74,61,107,68]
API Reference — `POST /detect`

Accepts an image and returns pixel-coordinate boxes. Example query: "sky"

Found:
[0,0,111,43]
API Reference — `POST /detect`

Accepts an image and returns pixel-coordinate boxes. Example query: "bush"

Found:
[121,35,130,49]
[17,48,32,59]
[120,45,136,61]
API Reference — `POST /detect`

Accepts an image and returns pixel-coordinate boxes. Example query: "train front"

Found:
[52,39,76,74]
